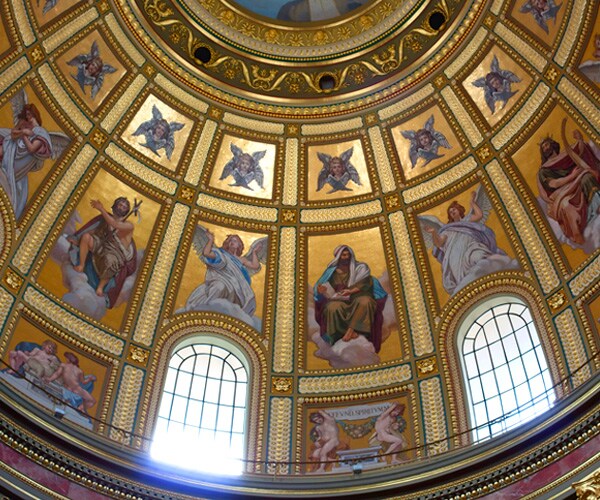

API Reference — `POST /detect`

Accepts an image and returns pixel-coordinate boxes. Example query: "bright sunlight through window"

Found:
[461,299,554,442]
[151,343,248,475]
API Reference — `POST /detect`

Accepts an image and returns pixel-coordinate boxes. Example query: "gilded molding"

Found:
[42,8,99,54]
[490,0,503,15]
[302,118,363,136]
[24,288,124,355]
[444,27,488,79]
[282,138,299,206]
[555,0,586,67]
[298,364,411,394]
[223,112,284,135]
[184,119,217,186]
[486,161,560,293]
[266,398,292,475]
[491,83,550,150]
[3,270,22,293]
[441,87,484,147]
[494,23,547,72]
[11,0,35,47]
[554,309,591,388]
[156,74,208,113]
[110,364,144,444]
[547,290,566,312]
[127,345,150,367]
[403,157,478,205]
[419,377,449,454]
[105,144,177,195]
[569,255,600,297]
[101,74,148,133]
[558,78,600,131]
[573,469,600,499]
[133,204,189,346]
[300,200,382,224]
[38,64,93,134]
[0,57,30,96]
[105,13,146,66]
[197,194,278,222]
[368,126,396,194]
[0,287,15,331]
[272,377,293,394]
[389,211,434,356]
[273,228,296,374]
[378,84,435,122]
[13,145,96,274]
[416,356,438,376]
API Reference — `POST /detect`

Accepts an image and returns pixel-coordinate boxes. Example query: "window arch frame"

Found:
[146,324,267,474]
[456,294,556,442]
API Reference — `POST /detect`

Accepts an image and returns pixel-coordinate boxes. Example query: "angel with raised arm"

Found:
[219,143,265,191]
[0,89,70,218]
[132,105,184,160]
[418,186,519,295]
[401,115,451,169]
[179,226,268,324]
[316,147,361,194]
[67,41,117,99]
[519,0,562,33]
[472,55,521,114]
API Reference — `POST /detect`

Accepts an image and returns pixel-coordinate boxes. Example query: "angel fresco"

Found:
[316,148,361,193]
[519,0,561,34]
[472,55,521,113]
[39,0,59,14]
[401,115,451,169]
[67,41,117,99]
[579,34,600,83]
[177,226,268,330]
[418,187,519,296]
[132,105,184,160]
[0,89,70,218]
[220,143,265,190]
[536,121,600,253]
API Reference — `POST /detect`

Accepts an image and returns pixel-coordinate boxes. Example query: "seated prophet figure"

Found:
[313,246,387,352]
[67,197,138,308]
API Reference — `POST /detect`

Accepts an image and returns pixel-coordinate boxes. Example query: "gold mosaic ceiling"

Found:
[0,0,598,495]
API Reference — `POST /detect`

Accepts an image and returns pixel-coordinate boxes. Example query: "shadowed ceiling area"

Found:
[0,0,598,498]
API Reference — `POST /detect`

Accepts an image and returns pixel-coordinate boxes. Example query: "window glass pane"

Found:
[515,383,532,406]
[515,326,533,353]
[174,371,192,397]
[475,348,493,373]
[481,372,498,398]
[469,378,484,404]
[464,352,478,376]
[153,342,248,474]
[483,322,500,343]
[522,351,540,377]
[474,330,487,350]
[486,396,502,420]
[500,390,517,414]
[489,342,507,368]
[494,314,512,338]
[508,358,527,385]
[204,377,222,404]
[528,374,547,398]
[502,334,520,361]
[473,402,488,426]
[495,365,511,392]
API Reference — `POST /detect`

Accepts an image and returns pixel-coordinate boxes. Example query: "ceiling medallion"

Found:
[129,0,484,106]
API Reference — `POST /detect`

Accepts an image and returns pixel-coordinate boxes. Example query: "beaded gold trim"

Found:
[41,7,98,54]
[266,397,292,475]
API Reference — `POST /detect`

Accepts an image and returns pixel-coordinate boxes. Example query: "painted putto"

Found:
[132,105,184,160]
[519,0,562,33]
[219,143,266,191]
[67,41,117,99]
[0,89,70,218]
[471,55,521,114]
[316,147,361,194]
[400,115,451,168]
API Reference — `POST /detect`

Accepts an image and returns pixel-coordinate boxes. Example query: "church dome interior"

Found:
[0,0,598,498]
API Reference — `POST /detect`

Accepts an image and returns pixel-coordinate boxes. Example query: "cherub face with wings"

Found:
[131,105,184,160]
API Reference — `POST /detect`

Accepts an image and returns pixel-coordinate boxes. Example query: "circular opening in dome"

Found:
[319,74,336,91]
[428,11,446,30]
[194,46,212,64]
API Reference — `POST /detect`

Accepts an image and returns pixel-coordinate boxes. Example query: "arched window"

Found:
[151,341,249,474]
[459,298,554,442]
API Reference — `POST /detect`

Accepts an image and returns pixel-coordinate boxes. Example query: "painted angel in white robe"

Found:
[178,226,268,328]
[132,105,184,160]
[401,115,451,168]
[472,55,521,113]
[219,143,265,190]
[418,186,519,295]
[0,89,70,218]
[316,147,361,193]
